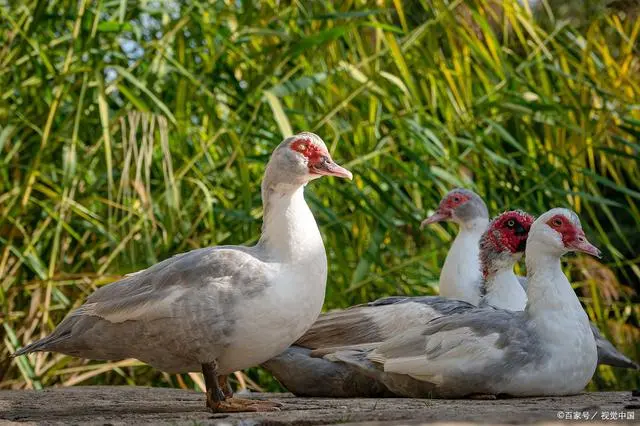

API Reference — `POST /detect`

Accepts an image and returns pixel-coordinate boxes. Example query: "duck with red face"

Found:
[478,211,534,310]
[421,189,489,305]
[544,213,601,257]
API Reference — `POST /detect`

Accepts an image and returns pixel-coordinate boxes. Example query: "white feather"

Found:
[438,218,487,304]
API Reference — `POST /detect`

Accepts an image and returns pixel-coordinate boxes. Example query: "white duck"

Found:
[421,188,489,304]
[13,132,352,412]
[326,208,601,397]
[263,210,535,396]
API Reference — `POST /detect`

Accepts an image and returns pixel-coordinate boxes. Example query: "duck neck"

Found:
[461,217,489,234]
[481,267,527,311]
[439,217,488,304]
[524,241,586,319]
[257,179,325,264]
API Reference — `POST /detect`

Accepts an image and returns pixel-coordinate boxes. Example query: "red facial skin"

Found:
[290,138,326,165]
[487,211,535,254]
[546,214,578,246]
[481,211,534,279]
[440,192,471,211]
[290,137,353,180]
[545,213,601,257]
[421,192,472,227]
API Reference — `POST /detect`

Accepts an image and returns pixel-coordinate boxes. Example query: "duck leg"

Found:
[202,362,282,412]
[217,375,233,398]
[203,362,226,408]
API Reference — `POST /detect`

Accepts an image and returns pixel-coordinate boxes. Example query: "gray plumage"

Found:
[329,208,601,398]
[261,346,394,397]
[267,246,634,397]
[449,188,489,223]
[295,296,475,349]
[270,292,635,398]
[265,296,476,395]
[327,308,544,398]
[590,323,639,370]
[325,350,439,398]
[14,246,269,373]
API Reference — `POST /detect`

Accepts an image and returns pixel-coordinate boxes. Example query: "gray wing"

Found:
[365,308,539,396]
[368,295,476,313]
[269,296,476,398]
[295,305,388,349]
[591,323,639,370]
[296,296,475,349]
[325,349,440,398]
[78,246,269,322]
[307,308,539,398]
[262,346,395,397]
[14,246,271,368]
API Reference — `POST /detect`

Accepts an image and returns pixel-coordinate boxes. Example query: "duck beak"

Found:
[420,209,451,229]
[566,230,601,258]
[311,157,353,180]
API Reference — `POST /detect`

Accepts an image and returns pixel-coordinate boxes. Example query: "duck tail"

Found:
[12,337,52,357]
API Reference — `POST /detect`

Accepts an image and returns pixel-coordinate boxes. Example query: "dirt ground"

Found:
[0,386,638,425]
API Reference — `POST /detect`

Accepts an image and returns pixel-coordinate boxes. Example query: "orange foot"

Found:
[208,397,283,413]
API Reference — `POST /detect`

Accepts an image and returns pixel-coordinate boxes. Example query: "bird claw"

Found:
[215,388,226,402]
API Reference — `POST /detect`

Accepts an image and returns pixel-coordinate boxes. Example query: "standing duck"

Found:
[326,208,601,398]
[13,132,352,412]
[263,210,534,396]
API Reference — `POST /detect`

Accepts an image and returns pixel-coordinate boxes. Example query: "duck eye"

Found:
[553,218,562,227]
[453,196,460,203]
[507,219,515,228]
[296,144,307,152]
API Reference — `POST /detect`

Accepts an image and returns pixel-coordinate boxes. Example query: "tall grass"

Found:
[1,0,638,392]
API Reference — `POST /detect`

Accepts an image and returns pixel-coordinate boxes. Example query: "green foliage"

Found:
[1,0,638,392]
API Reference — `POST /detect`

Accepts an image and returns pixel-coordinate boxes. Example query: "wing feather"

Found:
[297,296,474,349]
[73,246,269,324]
[369,309,528,383]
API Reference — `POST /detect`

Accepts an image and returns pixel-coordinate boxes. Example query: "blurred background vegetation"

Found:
[1,0,639,393]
